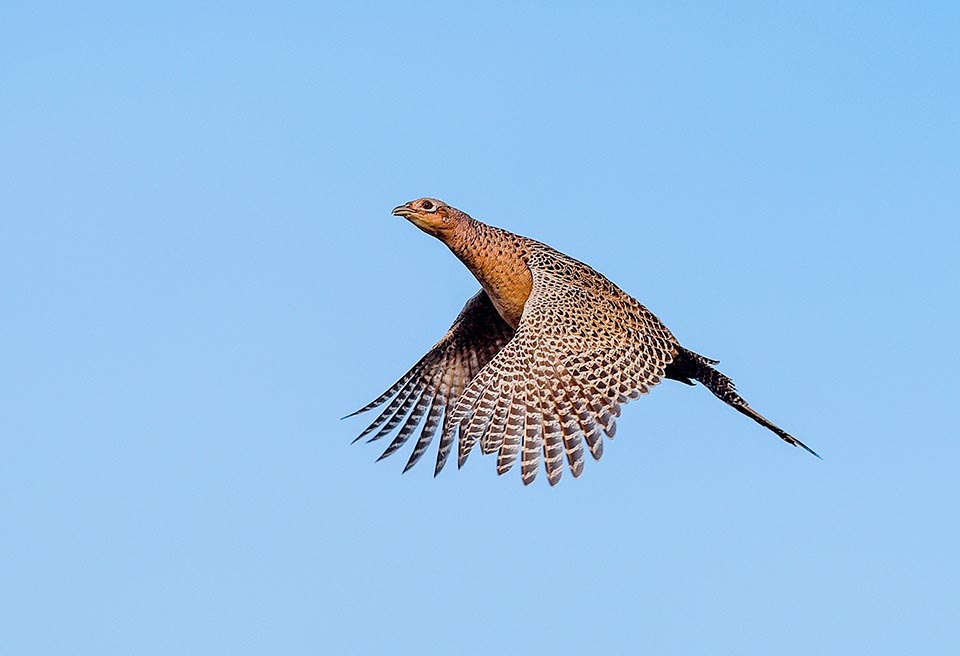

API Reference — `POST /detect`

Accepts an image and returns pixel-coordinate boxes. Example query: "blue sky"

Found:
[2,2,958,654]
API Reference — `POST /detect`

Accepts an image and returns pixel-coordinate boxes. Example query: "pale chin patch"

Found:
[408,215,440,234]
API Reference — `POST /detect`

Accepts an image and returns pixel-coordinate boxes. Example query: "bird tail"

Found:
[666,347,820,458]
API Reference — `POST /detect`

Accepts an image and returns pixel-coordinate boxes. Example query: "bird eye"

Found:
[421,200,435,211]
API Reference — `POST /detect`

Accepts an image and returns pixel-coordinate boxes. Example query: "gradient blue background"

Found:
[2,2,958,654]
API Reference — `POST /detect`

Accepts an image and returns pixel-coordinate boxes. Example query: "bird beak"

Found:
[392,205,415,217]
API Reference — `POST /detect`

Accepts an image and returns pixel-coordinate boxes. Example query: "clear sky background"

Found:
[2,2,958,654]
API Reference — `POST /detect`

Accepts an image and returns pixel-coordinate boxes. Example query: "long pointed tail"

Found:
[666,348,820,458]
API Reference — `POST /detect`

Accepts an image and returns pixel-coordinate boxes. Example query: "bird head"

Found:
[392,198,464,238]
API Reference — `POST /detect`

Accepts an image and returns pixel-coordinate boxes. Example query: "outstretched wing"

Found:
[450,244,680,485]
[346,291,514,475]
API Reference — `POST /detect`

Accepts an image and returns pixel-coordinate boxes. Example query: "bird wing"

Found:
[449,244,679,485]
[346,290,515,475]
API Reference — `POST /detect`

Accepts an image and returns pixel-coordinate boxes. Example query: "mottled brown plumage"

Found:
[347,198,818,485]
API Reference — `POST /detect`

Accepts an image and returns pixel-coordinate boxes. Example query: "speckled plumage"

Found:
[347,198,817,485]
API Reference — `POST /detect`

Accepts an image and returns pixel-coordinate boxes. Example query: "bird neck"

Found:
[444,219,533,329]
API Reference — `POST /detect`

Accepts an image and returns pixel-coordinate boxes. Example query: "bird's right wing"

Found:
[449,245,680,485]
[346,290,515,474]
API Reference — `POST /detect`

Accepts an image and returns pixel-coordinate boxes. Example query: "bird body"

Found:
[347,198,817,486]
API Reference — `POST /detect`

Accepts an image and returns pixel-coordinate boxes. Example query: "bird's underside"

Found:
[346,198,818,486]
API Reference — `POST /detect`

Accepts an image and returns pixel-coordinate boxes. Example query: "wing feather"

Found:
[346,291,515,472]
[404,379,448,473]
[377,369,442,461]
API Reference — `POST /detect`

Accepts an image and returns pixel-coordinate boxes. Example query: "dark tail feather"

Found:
[666,348,820,459]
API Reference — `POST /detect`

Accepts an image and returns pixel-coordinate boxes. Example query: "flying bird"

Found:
[346,198,818,485]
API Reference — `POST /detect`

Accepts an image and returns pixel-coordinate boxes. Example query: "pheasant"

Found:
[346,198,818,486]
